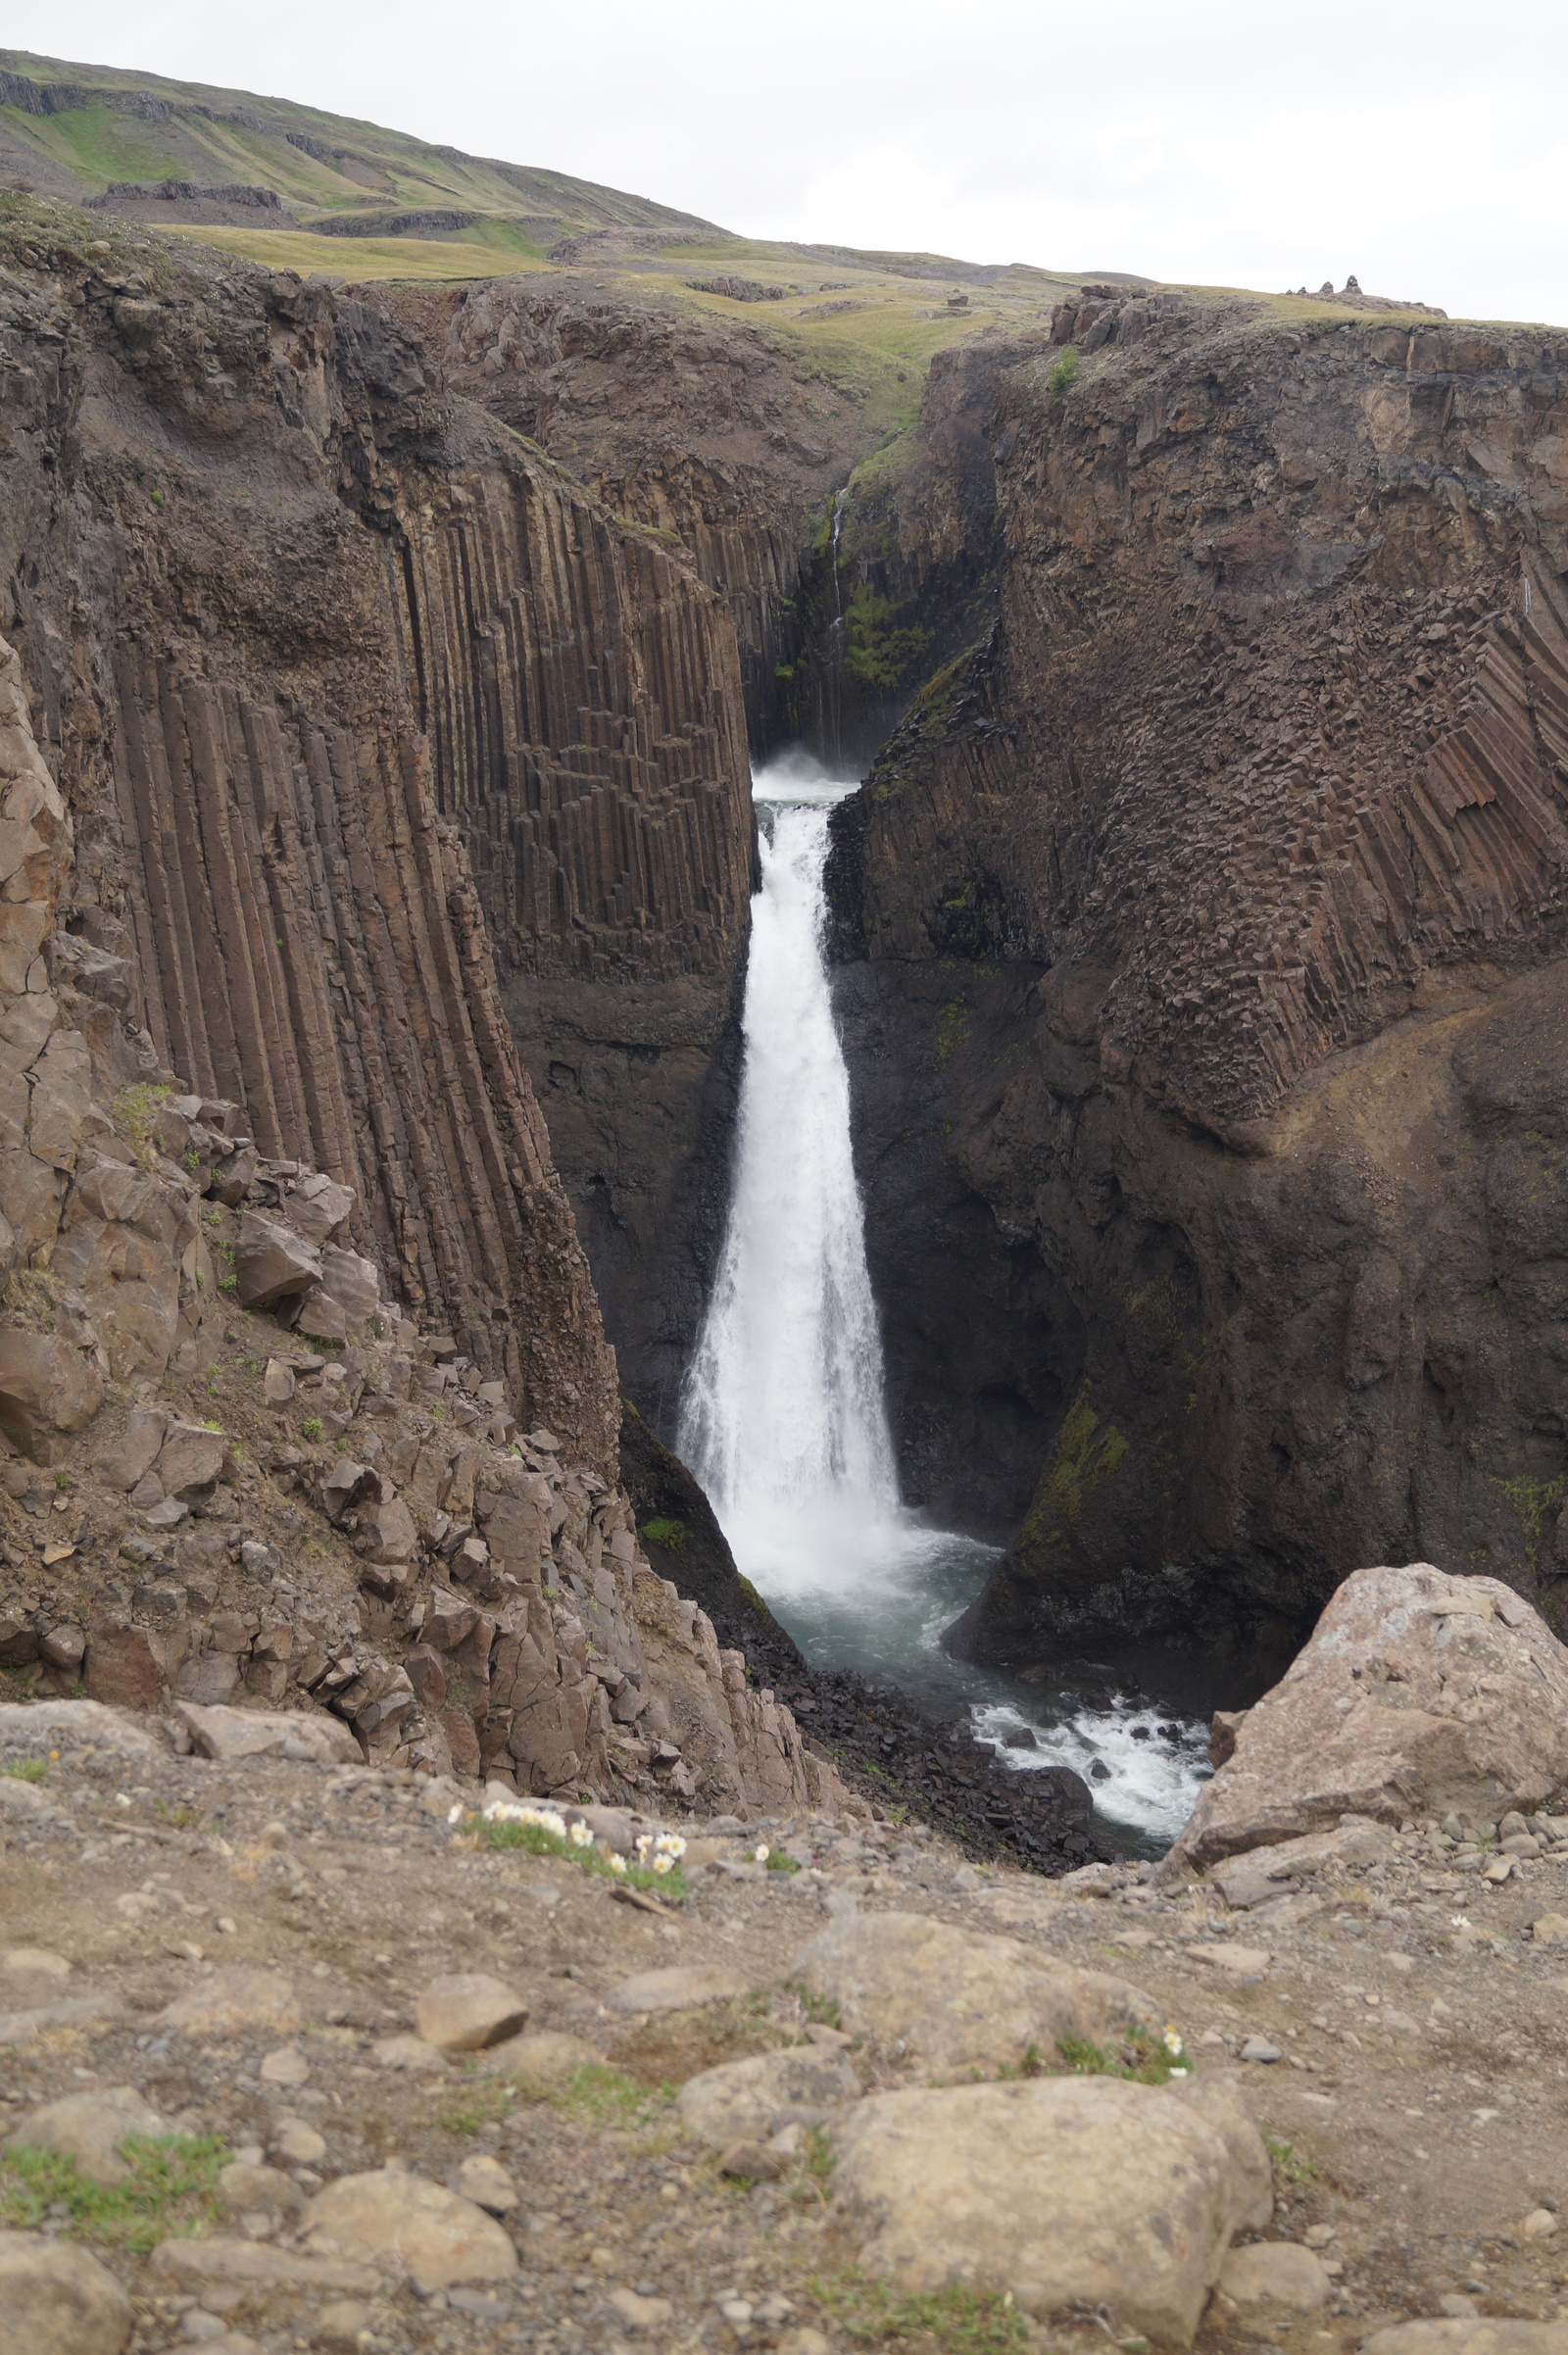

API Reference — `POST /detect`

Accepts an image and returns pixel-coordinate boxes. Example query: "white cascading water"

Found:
[681,752,1210,1845]
[680,757,899,1559]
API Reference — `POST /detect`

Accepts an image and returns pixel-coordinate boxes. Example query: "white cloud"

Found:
[10,0,1568,323]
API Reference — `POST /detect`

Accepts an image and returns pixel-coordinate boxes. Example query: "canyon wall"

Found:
[0,199,845,1816]
[361,275,890,1416]
[826,291,1568,1699]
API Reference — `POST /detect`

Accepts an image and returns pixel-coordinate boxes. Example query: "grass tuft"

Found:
[511,2061,674,2135]
[810,2272,1030,2355]
[0,2134,228,2254]
[1054,2028,1189,2085]
[1,1758,48,1784]
[1263,2129,1318,2182]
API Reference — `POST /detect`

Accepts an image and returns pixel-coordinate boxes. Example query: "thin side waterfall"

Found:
[679,764,898,1550]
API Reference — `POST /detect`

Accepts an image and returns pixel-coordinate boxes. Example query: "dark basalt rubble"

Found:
[618,1403,1105,1869]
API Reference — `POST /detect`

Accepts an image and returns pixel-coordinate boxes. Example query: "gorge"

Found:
[2,49,1568,1867]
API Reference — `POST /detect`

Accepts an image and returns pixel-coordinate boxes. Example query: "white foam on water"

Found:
[680,749,1210,1848]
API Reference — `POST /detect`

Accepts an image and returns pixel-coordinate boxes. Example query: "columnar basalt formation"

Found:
[825,293,1568,1694]
[0,200,846,1818]
[388,278,874,743]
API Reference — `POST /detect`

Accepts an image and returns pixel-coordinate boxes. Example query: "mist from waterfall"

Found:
[679,753,899,1568]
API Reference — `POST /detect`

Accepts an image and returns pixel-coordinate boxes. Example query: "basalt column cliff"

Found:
[824,293,1568,1697]
[0,204,840,1816]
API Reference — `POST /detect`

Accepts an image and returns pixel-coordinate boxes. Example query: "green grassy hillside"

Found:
[0,49,716,237]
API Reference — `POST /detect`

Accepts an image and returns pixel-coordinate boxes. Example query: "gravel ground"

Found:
[4,1719,1568,2355]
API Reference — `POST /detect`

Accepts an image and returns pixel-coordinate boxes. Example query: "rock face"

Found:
[1,212,750,1468]
[1168,1563,1568,1870]
[820,291,1568,1692]
[0,198,837,1829]
[830,2074,1263,2344]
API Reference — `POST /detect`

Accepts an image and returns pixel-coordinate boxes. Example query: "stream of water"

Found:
[681,752,1209,1848]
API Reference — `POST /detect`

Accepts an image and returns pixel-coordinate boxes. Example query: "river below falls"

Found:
[681,752,1211,1854]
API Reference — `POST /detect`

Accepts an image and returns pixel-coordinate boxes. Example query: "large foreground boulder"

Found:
[0,2231,131,2354]
[789,1911,1156,2080]
[831,2074,1266,2344]
[1170,1564,1568,1871]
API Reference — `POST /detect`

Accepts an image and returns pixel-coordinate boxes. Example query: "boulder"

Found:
[1217,2241,1333,2311]
[295,1246,380,1341]
[93,1406,171,1493]
[84,1622,178,1710]
[830,2075,1251,2344]
[450,2153,517,2214]
[153,1421,227,1498]
[0,2231,131,2354]
[0,1328,104,1462]
[172,1700,360,1766]
[676,2047,861,2145]
[234,1212,320,1309]
[788,1912,1157,2079]
[1163,2072,1275,2230]
[279,1178,356,1248]
[415,1974,527,2054]
[302,2168,518,2289]
[1169,1565,1568,1870]
[217,2162,304,2225]
[7,2084,165,2185]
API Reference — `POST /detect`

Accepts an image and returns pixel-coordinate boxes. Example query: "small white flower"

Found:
[609,1853,627,1875]
[447,1803,466,1827]
[1167,2066,1190,2078]
[1451,1914,1472,1930]
[653,1852,674,1875]
[635,1834,653,1858]
[655,1833,687,1859]
[115,1793,131,1808]
[568,1820,594,1847]
[1162,2027,1185,2056]
[754,1844,770,1863]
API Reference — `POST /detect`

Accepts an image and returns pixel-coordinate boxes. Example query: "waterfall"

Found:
[679,757,898,1564]
[679,751,1211,1847]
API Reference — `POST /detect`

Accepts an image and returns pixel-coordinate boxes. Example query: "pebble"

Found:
[259,2043,310,2086]
[1240,2036,1283,2062]
[271,2116,328,2165]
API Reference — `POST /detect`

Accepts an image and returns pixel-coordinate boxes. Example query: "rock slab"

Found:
[676,2046,860,2144]
[789,1911,1156,2079]
[302,2168,518,2289]
[0,2230,131,2354]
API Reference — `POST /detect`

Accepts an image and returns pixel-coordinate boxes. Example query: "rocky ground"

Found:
[4,1693,1568,2355]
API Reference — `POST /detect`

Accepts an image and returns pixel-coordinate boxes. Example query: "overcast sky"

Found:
[10,0,1568,326]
